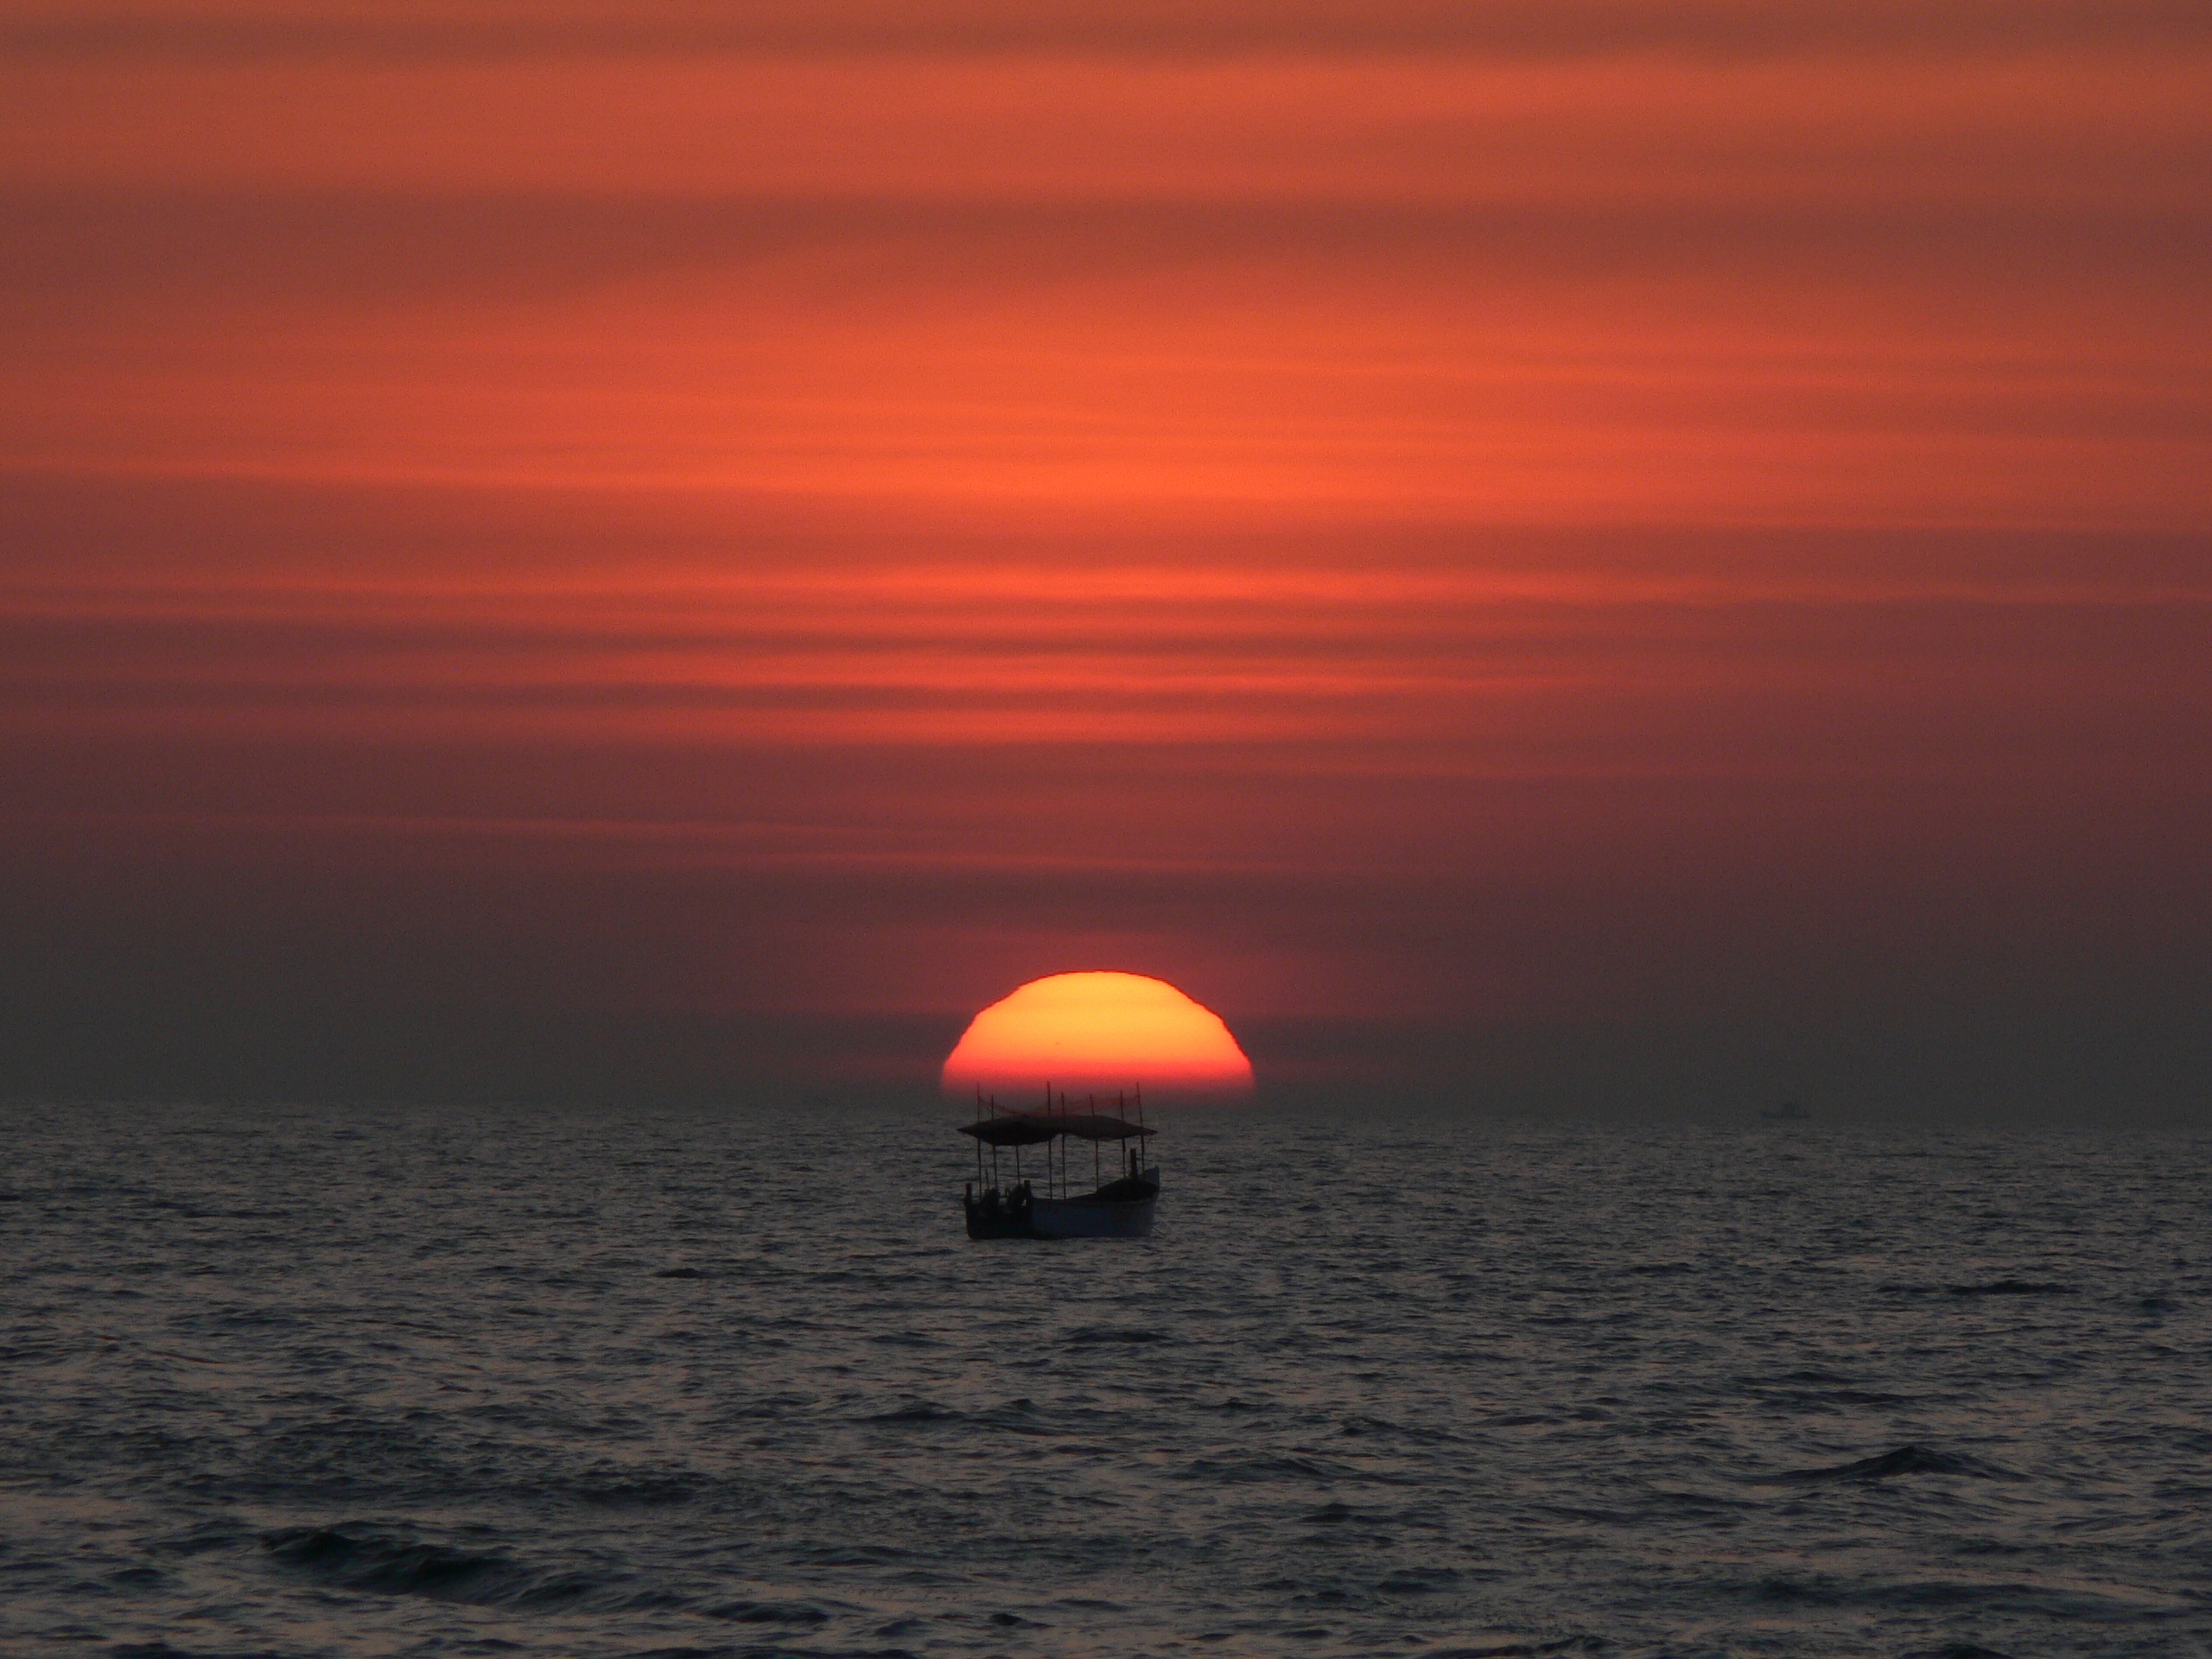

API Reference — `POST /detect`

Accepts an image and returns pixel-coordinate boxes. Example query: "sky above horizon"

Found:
[3,2,2208,1116]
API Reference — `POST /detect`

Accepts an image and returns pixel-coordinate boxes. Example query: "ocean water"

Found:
[2,1101,2208,1659]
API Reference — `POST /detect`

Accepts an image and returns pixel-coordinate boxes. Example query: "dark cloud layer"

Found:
[8,1,2212,61]
[10,191,2209,310]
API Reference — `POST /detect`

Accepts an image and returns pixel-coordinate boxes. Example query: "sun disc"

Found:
[942,971,1254,1100]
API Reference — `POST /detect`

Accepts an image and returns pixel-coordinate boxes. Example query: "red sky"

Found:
[3,2,2208,1116]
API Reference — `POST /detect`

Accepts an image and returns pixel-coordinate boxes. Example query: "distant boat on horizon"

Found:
[1760,1099,1808,1122]
[958,1086,1159,1239]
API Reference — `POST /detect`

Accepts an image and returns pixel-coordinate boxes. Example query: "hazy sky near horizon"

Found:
[3,2,2208,1115]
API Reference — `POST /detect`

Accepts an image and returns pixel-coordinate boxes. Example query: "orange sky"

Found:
[3,3,2208,1114]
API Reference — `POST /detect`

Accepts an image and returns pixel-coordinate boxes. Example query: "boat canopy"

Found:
[1054,1112,1154,1141]
[957,1111,1155,1146]
[958,1116,1061,1147]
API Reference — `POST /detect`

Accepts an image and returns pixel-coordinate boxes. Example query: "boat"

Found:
[959,1086,1160,1239]
[1759,1099,1808,1122]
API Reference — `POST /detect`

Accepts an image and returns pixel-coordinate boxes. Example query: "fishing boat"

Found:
[959,1087,1159,1240]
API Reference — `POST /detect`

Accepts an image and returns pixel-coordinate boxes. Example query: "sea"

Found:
[3,1101,2208,1659]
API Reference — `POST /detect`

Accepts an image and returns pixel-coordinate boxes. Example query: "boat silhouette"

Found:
[959,1085,1159,1239]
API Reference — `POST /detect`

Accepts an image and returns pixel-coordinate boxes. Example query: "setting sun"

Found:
[942,972,1255,1100]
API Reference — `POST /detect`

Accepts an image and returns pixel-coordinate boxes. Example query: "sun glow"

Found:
[941,972,1255,1100]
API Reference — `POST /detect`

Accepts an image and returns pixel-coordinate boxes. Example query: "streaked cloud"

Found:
[0,3,2205,1109]
[9,1,2212,61]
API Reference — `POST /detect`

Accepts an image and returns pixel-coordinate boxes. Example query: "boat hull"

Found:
[964,1175,1159,1240]
[1027,1193,1155,1239]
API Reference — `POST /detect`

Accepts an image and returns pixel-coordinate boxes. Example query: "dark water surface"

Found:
[3,1102,2208,1658]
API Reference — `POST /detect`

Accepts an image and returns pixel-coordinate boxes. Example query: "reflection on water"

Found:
[1,1102,2206,1656]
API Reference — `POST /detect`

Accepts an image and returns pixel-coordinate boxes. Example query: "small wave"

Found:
[1376,1568,1458,1594]
[653,1266,704,1279]
[1751,1575,1844,1605]
[975,1398,1058,1435]
[725,1390,814,1420]
[1065,1325,1173,1345]
[1812,1389,1916,1406]
[1179,1453,1351,1483]
[1762,1383,1918,1408]
[702,1599,832,1624]
[261,1526,578,1605]
[570,1475,697,1508]
[1338,1414,1456,1443]
[1777,1445,2017,1483]
[139,1347,225,1368]
[1880,1279,2073,1298]
[1947,1280,2073,1297]
[1903,1645,2016,1658]
[867,1401,963,1425]
[792,1541,912,1566]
